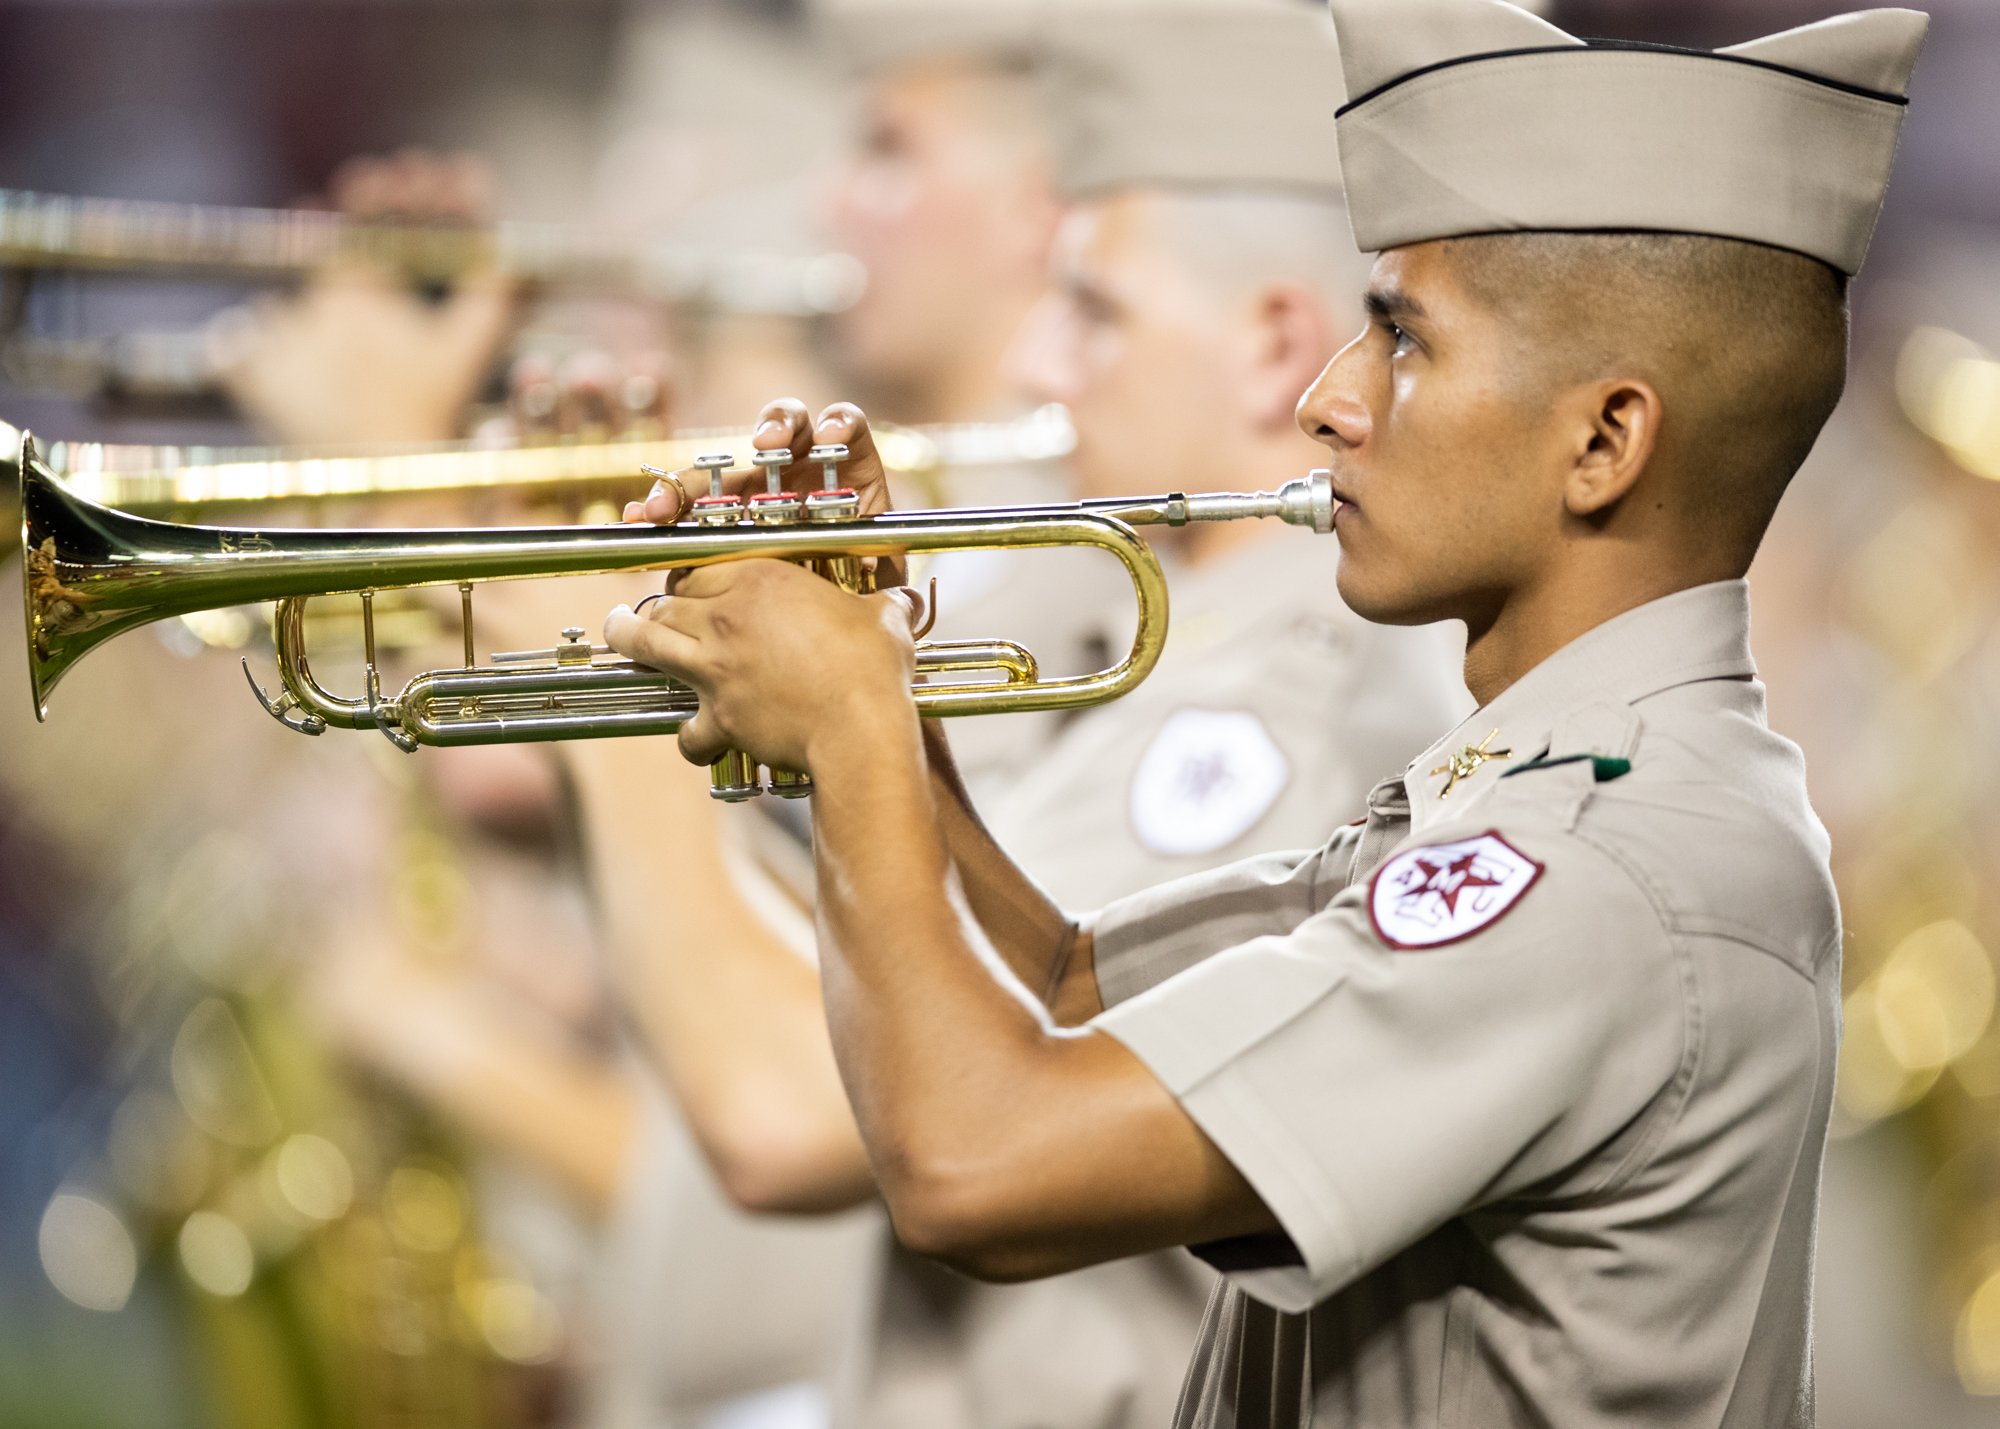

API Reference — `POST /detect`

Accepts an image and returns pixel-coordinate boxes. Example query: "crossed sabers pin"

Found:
[1430,729,1511,798]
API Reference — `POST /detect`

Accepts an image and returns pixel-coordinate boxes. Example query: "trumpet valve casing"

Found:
[692,494,744,526]
[708,749,762,802]
[748,492,804,524]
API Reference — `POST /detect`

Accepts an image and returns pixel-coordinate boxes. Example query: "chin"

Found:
[1334,561,1438,628]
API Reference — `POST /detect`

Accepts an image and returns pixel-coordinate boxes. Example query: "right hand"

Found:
[607,399,921,772]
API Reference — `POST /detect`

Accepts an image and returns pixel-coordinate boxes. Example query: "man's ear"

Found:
[1244,283,1337,431]
[1563,377,1662,517]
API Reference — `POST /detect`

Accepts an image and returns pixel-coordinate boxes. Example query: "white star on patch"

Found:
[1130,709,1290,856]
[1368,831,1543,949]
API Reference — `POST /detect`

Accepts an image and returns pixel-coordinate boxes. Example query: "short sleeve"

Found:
[1090,821,1685,1313]
[1091,828,1362,1008]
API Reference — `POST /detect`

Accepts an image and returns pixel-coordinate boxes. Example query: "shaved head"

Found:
[1437,232,1848,565]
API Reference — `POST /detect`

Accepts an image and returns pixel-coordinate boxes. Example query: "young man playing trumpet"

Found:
[603,1,1929,1423]
[585,6,1465,1426]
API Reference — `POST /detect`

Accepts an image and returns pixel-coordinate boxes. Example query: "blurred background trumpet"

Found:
[0,188,869,318]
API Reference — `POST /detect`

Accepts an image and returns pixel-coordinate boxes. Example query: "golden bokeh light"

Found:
[272,1134,355,1223]
[1960,1268,2000,1393]
[1898,325,2000,481]
[170,999,282,1148]
[179,1210,255,1298]
[38,1193,138,1313]
[386,1163,466,1255]
[1838,985,1942,1122]
[477,1280,563,1365]
[1840,920,1997,1125]
[1877,921,1996,1069]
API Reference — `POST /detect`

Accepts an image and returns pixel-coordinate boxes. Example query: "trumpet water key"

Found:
[16,428,1334,798]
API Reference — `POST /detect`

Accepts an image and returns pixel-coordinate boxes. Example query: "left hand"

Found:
[604,557,919,774]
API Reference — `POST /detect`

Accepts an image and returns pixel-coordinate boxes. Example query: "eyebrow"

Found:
[1363,289,1427,320]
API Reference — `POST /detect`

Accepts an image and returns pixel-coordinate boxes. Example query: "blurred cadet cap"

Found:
[1328,0,1929,274]
[1042,0,1344,200]
[598,2,843,241]
[810,0,1048,75]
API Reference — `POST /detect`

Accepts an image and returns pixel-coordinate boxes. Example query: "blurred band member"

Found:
[818,0,1064,435]
[583,6,1466,1428]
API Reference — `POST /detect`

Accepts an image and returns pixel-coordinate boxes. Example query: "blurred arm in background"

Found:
[208,149,520,446]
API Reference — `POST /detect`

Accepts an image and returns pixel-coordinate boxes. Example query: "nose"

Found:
[1001,290,1082,405]
[1296,331,1372,450]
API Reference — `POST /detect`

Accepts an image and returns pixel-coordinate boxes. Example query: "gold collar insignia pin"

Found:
[1430,729,1512,798]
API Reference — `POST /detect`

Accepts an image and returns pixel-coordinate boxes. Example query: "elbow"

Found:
[876,1146,1050,1283]
[701,1112,873,1218]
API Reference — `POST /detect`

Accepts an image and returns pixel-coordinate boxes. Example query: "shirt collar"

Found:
[1402,580,1757,835]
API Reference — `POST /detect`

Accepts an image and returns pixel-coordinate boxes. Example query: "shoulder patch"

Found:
[1368,831,1544,949]
[1130,709,1290,856]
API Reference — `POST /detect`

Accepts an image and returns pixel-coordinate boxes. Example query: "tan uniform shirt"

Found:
[838,529,1472,1429]
[1089,580,1838,1429]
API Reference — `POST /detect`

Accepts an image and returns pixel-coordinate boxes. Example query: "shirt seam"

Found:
[1565,819,1704,1202]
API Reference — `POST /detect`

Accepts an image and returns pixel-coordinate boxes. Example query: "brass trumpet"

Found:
[0,187,868,317]
[16,428,1332,796]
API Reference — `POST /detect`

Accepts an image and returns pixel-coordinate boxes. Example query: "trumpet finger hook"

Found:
[242,658,327,735]
[901,577,938,641]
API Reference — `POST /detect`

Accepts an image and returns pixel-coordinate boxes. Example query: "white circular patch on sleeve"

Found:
[1368,831,1544,949]
[1130,709,1290,856]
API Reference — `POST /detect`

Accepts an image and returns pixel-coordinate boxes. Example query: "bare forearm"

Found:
[808,708,1050,1155]
[918,721,1101,1022]
[571,743,873,1212]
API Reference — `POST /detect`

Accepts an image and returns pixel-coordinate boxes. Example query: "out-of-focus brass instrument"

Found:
[0,187,868,316]
[13,404,1078,515]
[15,425,1332,796]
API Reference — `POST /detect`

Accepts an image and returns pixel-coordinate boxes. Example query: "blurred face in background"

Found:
[826,54,1064,419]
[1005,189,1352,502]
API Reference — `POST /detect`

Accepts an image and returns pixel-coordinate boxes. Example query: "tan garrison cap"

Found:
[1042,0,1345,199]
[1328,0,1929,274]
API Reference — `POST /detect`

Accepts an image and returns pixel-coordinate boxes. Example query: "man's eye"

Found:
[1376,322,1424,356]
[1076,294,1118,326]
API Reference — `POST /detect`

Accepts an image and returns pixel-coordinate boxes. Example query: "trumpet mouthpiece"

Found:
[1281,471,1335,535]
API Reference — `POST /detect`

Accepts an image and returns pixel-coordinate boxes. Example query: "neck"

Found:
[1458,550,1734,706]
[881,286,1043,427]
